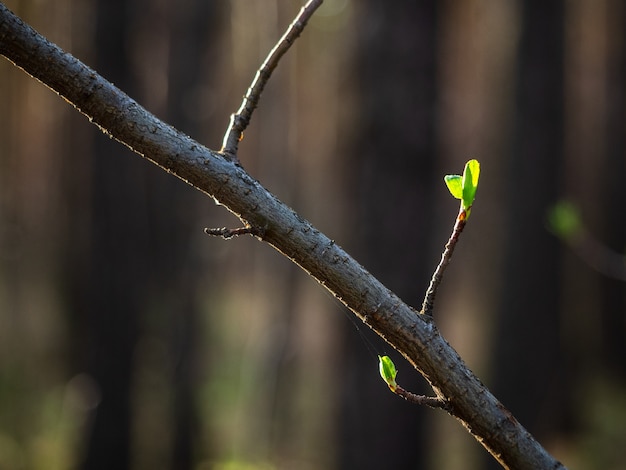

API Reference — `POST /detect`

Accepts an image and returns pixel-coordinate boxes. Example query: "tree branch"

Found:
[220,0,322,159]
[0,3,566,469]
[204,225,265,240]
[421,209,467,316]
[394,386,448,410]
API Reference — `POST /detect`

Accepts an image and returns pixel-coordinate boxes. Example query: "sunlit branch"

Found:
[220,0,323,159]
[421,210,467,316]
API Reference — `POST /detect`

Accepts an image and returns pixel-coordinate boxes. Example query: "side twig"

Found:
[204,225,265,240]
[393,386,448,410]
[220,0,323,159]
[378,355,447,410]
[421,209,467,316]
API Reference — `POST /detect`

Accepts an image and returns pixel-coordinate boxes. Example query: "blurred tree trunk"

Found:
[76,0,219,468]
[487,2,566,468]
[159,0,220,467]
[596,1,626,378]
[560,8,626,465]
[340,2,439,468]
[81,1,137,467]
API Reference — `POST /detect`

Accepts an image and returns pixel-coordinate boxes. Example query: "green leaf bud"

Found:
[378,355,398,391]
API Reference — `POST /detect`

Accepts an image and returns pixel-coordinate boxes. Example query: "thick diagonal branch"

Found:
[0,4,565,469]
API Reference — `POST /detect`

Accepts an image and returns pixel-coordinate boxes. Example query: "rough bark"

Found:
[0,3,566,469]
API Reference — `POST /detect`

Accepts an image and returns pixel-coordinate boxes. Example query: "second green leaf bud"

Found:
[378,355,398,391]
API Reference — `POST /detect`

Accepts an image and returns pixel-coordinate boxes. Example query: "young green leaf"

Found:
[444,159,481,218]
[444,174,463,200]
[378,355,398,391]
[461,159,480,211]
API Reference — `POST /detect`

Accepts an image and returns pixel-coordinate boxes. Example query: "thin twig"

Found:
[220,0,323,159]
[393,386,448,410]
[421,209,467,316]
[204,225,265,240]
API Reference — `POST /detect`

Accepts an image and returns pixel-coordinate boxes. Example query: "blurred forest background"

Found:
[1,0,625,469]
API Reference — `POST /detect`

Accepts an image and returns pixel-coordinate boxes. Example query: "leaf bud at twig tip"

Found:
[378,355,398,391]
[444,159,480,219]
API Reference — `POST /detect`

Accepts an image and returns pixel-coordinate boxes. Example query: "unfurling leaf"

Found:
[444,159,480,218]
[378,355,398,391]
[461,159,480,211]
[444,175,463,200]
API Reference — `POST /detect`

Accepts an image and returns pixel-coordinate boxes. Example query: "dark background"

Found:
[0,1,624,469]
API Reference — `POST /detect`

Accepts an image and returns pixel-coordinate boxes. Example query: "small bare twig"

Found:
[393,386,448,410]
[220,0,323,159]
[421,209,467,316]
[204,225,265,240]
